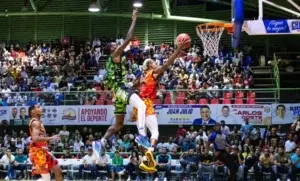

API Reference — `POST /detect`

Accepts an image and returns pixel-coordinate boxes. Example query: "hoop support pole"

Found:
[259,0,263,19]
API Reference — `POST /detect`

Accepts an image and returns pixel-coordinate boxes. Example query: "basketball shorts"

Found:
[132,98,155,121]
[114,86,133,115]
[29,146,58,175]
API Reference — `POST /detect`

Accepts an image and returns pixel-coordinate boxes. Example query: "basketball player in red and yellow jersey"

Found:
[132,35,191,172]
[28,105,63,181]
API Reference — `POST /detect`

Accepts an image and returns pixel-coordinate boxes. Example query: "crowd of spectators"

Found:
[0,36,254,106]
[0,118,300,180]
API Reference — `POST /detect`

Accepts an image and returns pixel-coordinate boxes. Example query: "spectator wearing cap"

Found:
[79,147,97,179]
[154,147,172,181]
[110,150,124,180]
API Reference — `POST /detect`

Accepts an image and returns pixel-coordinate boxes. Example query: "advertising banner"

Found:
[271,104,300,124]
[244,19,300,35]
[6,104,298,126]
[155,104,217,125]
[216,105,271,125]
[0,107,9,125]
[9,106,30,126]
[78,105,114,125]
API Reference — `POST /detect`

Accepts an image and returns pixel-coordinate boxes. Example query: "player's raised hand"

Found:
[132,9,138,20]
[177,38,191,50]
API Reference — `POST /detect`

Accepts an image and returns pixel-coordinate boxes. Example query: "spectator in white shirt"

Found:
[21,133,30,145]
[20,67,28,79]
[0,149,15,180]
[126,69,136,82]
[165,137,178,152]
[33,61,43,71]
[15,137,24,151]
[285,134,296,153]
[116,36,124,45]
[195,129,208,144]
[2,84,11,98]
[79,147,97,179]
[220,120,231,136]
[207,83,219,98]
[59,125,70,140]
[93,71,103,84]
[73,136,85,152]
[92,38,101,48]
[187,126,198,138]
[157,137,167,152]
[95,150,110,177]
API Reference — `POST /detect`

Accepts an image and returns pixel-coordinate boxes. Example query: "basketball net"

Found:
[196,23,231,58]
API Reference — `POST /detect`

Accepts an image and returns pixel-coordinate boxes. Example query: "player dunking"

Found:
[93,9,150,155]
[28,105,62,181]
[132,38,190,172]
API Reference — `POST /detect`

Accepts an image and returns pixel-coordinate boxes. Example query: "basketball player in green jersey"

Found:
[95,10,150,151]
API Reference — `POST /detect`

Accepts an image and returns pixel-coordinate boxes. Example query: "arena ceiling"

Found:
[0,0,299,22]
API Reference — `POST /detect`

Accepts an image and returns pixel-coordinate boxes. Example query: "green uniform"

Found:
[105,56,131,114]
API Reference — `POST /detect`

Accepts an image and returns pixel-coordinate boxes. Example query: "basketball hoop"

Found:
[196,22,233,57]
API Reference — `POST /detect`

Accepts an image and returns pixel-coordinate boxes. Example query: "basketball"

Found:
[176,33,191,49]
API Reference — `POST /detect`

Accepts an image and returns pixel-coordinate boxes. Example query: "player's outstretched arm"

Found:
[31,121,59,142]
[112,9,137,59]
[154,39,190,76]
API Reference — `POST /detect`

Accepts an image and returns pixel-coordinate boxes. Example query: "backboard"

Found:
[243,0,300,35]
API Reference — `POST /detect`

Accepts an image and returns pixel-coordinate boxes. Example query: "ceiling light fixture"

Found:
[133,0,143,8]
[89,0,100,12]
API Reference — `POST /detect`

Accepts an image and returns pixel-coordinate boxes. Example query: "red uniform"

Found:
[132,70,157,121]
[29,119,58,175]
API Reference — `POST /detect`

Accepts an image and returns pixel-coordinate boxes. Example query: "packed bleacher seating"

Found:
[0,119,300,180]
[0,37,255,107]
